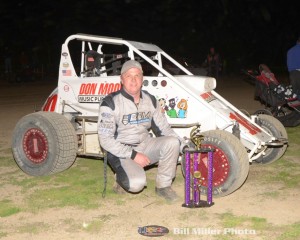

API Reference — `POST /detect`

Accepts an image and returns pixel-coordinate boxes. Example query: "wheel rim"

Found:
[254,109,272,115]
[191,144,230,188]
[23,128,48,164]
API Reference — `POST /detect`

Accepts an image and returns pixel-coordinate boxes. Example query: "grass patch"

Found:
[63,218,82,233]
[16,176,52,191]
[144,165,157,191]
[0,199,21,217]
[177,211,197,222]
[218,212,273,233]
[1,154,168,213]
[82,214,116,233]
[260,191,280,199]
[255,126,300,188]
[267,171,299,188]
[278,222,300,240]
[114,198,126,206]
[0,156,14,167]
[83,220,104,232]
[285,126,300,156]
[218,212,300,239]
[0,232,8,238]
[0,155,121,213]
[250,217,269,230]
[24,158,115,211]
[18,222,49,235]
[219,212,248,228]
[261,157,300,188]
[0,148,13,156]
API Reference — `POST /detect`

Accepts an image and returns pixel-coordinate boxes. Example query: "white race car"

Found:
[12,34,288,197]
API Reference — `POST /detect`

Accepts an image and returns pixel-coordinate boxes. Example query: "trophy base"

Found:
[182,200,214,208]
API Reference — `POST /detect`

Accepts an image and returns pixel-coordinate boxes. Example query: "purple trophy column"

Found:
[207,151,213,204]
[185,151,190,206]
[193,153,200,204]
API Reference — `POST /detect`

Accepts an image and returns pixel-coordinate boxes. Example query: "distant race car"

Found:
[12,34,288,197]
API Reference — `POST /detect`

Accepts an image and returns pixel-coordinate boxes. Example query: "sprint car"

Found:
[12,34,288,197]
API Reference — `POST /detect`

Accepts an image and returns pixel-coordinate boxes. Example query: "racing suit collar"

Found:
[120,87,143,102]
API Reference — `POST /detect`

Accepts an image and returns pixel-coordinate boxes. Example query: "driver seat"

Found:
[85,50,102,77]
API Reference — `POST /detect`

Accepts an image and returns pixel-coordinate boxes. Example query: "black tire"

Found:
[181,130,249,197]
[239,109,251,118]
[12,111,78,176]
[255,114,288,164]
[253,109,273,116]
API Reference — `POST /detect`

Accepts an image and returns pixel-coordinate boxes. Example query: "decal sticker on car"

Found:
[158,96,188,118]
[78,83,121,103]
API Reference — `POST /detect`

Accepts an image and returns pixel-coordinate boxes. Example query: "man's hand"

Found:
[133,152,151,168]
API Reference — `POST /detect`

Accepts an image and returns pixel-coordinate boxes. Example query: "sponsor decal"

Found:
[64,85,69,92]
[229,111,261,135]
[62,69,72,76]
[78,83,121,103]
[62,62,69,68]
[159,97,189,118]
[122,112,151,125]
[99,122,114,129]
[43,94,57,112]
[200,92,216,102]
[87,57,94,62]
[62,52,68,58]
[98,119,114,134]
[78,95,103,103]
[101,112,113,118]
[138,225,169,237]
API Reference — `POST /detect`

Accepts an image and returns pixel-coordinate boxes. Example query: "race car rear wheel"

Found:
[255,114,288,164]
[181,130,249,197]
[12,111,78,176]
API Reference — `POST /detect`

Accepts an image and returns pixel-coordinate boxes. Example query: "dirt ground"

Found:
[0,75,299,240]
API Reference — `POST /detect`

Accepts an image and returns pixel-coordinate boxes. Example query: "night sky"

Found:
[1,0,299,75]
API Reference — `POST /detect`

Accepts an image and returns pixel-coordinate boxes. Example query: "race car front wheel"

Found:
[181,129,250,197]
[255,114,288,164]
[12,111,78,176]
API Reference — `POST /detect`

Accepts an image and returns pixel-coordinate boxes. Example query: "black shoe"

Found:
[155,187,178,202]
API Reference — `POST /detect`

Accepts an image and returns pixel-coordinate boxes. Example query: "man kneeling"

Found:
[97,60,186,202]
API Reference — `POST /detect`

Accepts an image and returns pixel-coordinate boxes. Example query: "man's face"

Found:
[121,67,143,96]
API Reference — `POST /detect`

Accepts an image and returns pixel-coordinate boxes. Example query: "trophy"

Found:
[182,125,214,208]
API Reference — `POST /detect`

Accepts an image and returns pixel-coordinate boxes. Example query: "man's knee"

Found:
[164,136,180,152]
[116,169,146,193]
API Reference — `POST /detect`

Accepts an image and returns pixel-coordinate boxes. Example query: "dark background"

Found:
[1,0,299,79]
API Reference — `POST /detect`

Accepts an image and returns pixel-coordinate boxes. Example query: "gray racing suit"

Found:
[98,88,182,192]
